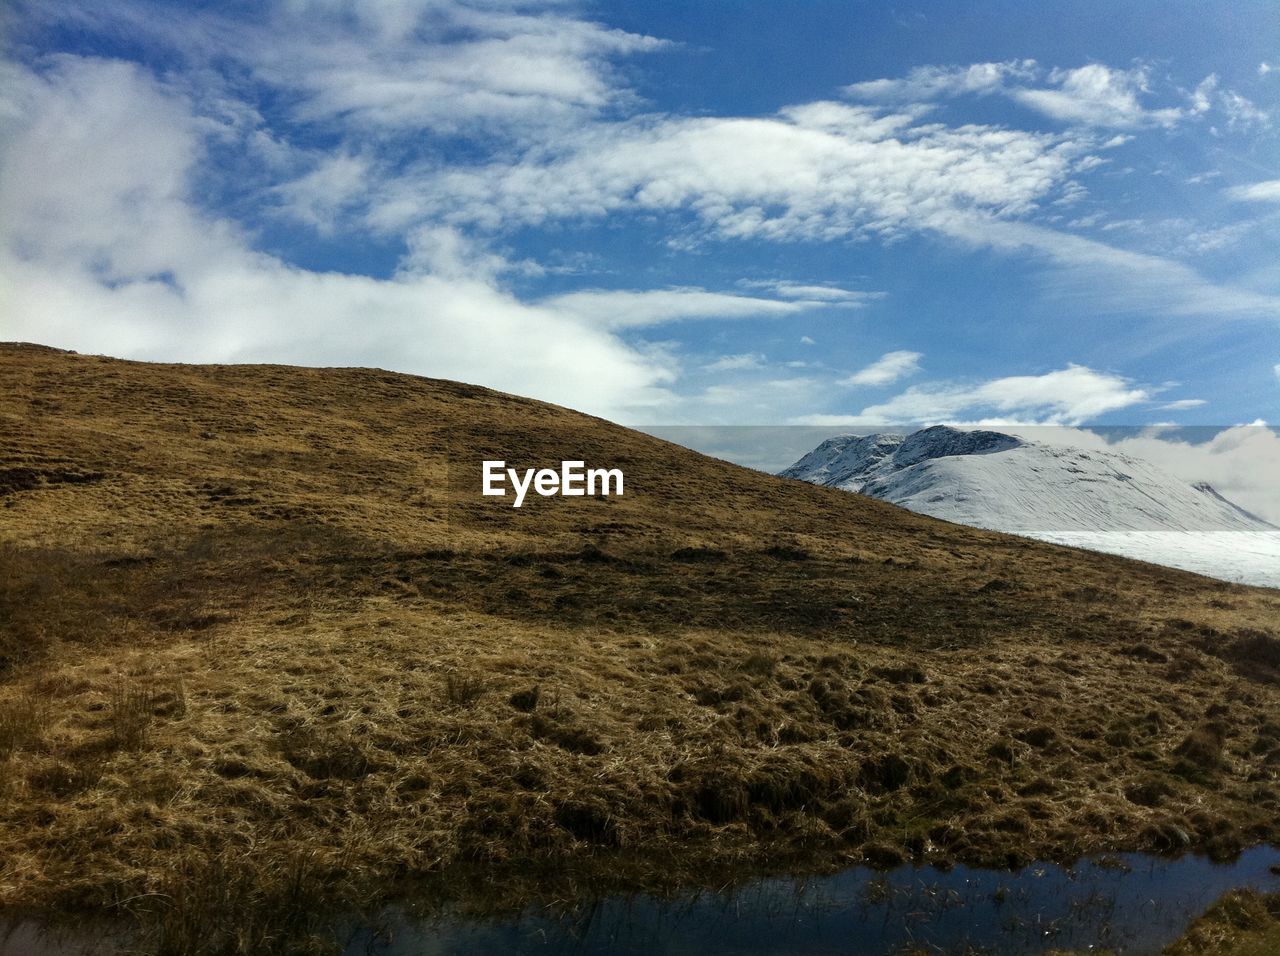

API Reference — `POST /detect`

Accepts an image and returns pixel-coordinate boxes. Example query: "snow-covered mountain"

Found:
[781,426,1280,588]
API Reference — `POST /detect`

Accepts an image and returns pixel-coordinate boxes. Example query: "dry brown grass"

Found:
[0,691,46,760]
[1,342,1278,953]
[1163,889,1280,955]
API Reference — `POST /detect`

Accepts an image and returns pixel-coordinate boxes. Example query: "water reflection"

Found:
[5,848,1279,955]
[352,846,1280,955]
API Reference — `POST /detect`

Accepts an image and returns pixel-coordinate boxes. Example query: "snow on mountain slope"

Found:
[782,426,1280,588]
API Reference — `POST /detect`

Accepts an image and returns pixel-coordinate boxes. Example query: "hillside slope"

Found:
[1,344,1278,951]
[783,426,1280,587]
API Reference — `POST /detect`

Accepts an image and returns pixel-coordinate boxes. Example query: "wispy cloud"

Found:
[1216,89,1270,131]
[843,60,1037,102]
[539,288,816,330]
[840,350,922,386]
[402,102,1087,241]
[695,376,820,412]
[1227,180,1280,203]
[931,213,1280,320]
[845,59,1264,131]
[376,87,1274,324]
[702,353,765,372]
[797,365,1151,426]
[1013,64,1184,128]
[31,0,668,140]
[270,152,374,233]
[739,279,885,304]
[1087,216,1258,257]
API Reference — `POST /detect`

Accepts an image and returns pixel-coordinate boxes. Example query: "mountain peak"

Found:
[891,425,1024,468]
[780,426,1025,492]
[782,425,1278,586]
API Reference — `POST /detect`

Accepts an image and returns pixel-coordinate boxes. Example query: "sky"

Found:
[1,1,1279,512]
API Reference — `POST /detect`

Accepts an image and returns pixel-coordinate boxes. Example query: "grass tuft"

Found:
[109,682,157,751]
[0,691,47,759]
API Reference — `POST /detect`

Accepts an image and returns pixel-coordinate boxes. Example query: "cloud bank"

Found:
[2,2,1277,432]
[0,55,683,419]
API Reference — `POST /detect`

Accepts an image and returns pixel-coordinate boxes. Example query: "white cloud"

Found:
[845,60,1183,129]
[931,213,1280,319]
[696,376,819,411]
[1012,64,1183,128]
[843,60,1037,102]
[378,88,1277,323]
[800,336,816,345]
[702,353,765,372]
[1065,214,1255,257]
[1067,213,1104,229]
[396,225,517,281]
[840,350,922,387]
[0,56,214,284]
[539,288,814,330]
[404,103,1086,241]
[846,60,1263,132]
[796,365,1151,427]
[1158,398,1207,410]
[36,0,667,140]
[1184,76,1268,131]
[1217,90,1270,131]
[271,152,374,232]
[1227,179,1280,203]
[2,248,682,421]
[1189,74,1217,114]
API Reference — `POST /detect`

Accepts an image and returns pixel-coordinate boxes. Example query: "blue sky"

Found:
[2,1,1278,441]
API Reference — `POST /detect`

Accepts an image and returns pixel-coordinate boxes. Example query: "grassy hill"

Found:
[2,342,1278,952]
